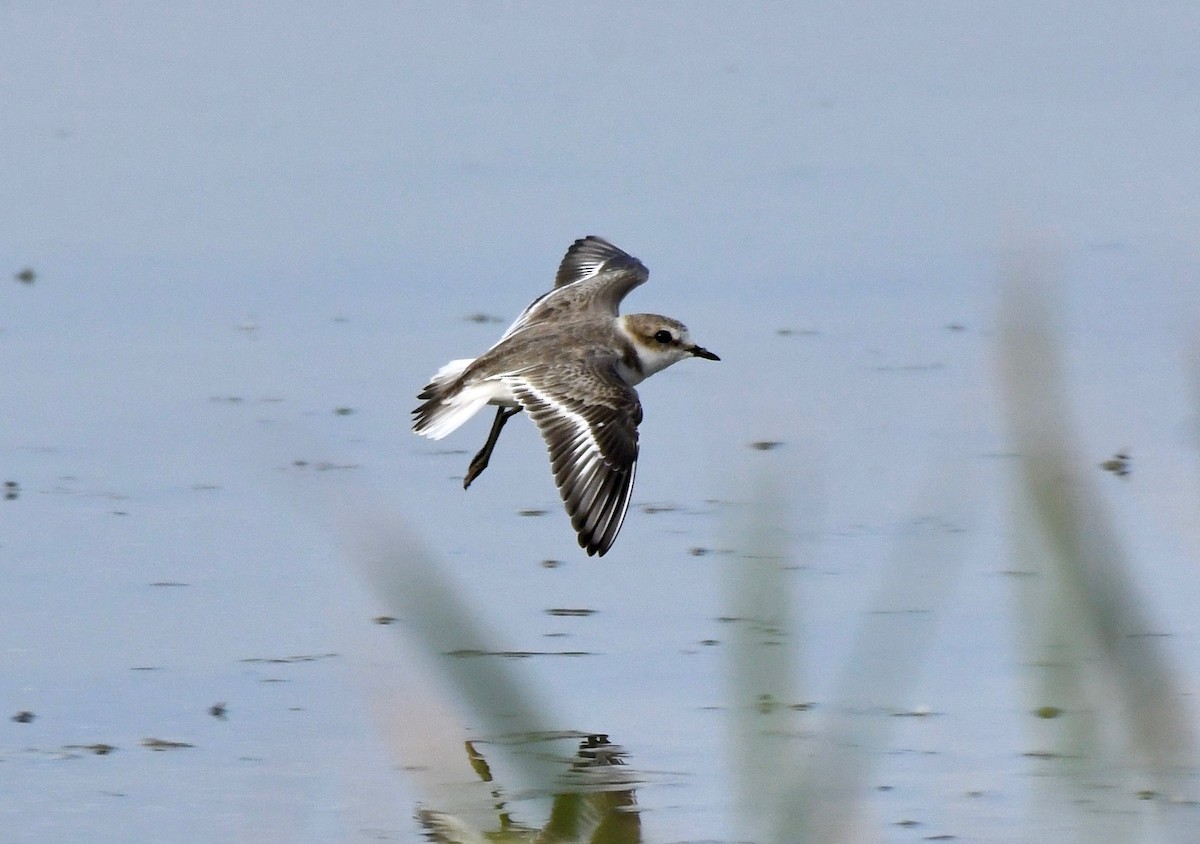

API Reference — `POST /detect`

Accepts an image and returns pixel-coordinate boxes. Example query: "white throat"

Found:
[615,317,689,385]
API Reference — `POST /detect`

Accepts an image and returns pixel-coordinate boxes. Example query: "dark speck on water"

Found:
[372,615,396,625]
[446,648,592,658]
[1022,750,1068,760]
[4,480,18,500]
[11,710,35,723]
[749,441,783,451]
[141,738,195,751]
[64,743,116,756]
[240,652,339,664]
[465,313,504,324]
[518,508,547,517]
[209,702,227,720]
[289,459,359,472]
[540,559,563,568]
[1100,451,1130,477]
[15,267,36,284]
[333,407,354,416]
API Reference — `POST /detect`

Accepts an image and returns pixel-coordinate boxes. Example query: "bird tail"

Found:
[412,358,485,439]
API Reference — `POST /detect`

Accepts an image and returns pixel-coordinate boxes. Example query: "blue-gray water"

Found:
[3,4,1200,841]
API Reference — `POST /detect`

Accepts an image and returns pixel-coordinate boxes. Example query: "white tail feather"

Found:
[430,357,474,387]
[415,387,492,439]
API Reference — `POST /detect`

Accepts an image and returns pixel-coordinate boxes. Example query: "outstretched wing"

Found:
[510,357,642,556]
[553,235,648,293]
[499,236,649,342]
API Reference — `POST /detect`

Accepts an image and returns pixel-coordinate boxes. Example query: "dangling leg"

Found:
[463,406,522,489]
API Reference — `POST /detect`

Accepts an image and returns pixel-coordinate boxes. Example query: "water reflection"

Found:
[418,734,640,844]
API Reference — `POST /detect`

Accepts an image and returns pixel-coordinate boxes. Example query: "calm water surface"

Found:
[3,4,1200,842]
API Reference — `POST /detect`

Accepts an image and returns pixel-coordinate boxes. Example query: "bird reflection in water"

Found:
[417,734,642,844]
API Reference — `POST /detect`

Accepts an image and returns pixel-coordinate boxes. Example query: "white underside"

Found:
[416,358,519,440]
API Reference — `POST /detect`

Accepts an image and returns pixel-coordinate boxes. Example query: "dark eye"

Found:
[653,329,673,344]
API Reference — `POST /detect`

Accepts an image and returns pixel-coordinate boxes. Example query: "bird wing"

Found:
[498,236,649,342]
[552,235,648,295]
[509,356,642,556]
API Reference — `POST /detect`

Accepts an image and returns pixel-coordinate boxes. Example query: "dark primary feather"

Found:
[554,235,646,289]
[513,356,642,556]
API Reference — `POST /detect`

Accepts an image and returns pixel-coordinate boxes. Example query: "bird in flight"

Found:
[413,236,719,556]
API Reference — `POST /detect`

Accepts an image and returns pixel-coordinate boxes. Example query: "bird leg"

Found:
[463,406,522,489]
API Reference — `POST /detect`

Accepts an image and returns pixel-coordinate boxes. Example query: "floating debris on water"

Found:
[891,705,935,717]
[240,653,339,664]
[289,459,359,471]
[445,648,592,658]
[63,743,116,756]
[545,608,596,617]
[465,312,504,324]
[141,738,194,751]
[333,407,354,416]
[208,702,227,720]
[11,710,35,723]
[4,480,18,500]
[1100,451,1130,477]
[518,508,547,517]
[14,267,36,284]
[372,615,396,625]
[749,440,783,451]
[540,559,564,568]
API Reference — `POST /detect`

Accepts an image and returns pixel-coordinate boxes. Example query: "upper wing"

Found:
[553,235,648,293]
[498,236,649,342]
[509,357,642,556]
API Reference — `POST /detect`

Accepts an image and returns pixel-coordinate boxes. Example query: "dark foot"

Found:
[463,406,521,489]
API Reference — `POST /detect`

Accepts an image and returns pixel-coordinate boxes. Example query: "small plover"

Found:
[413,236,719,556]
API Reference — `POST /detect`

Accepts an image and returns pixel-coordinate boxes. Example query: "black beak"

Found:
[689,345,720,361]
